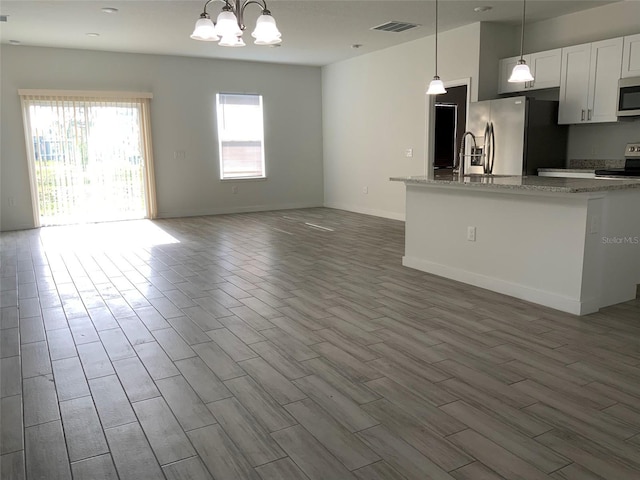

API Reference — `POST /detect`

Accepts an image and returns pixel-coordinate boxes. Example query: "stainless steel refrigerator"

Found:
[465,96,568,176]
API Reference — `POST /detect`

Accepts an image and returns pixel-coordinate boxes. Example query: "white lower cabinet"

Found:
[558,38,623,124]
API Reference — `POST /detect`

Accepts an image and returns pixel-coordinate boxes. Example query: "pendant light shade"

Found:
[427,77,446,95]
[509,59,534,82]
[426,0,446,95]
[509,0,535,83]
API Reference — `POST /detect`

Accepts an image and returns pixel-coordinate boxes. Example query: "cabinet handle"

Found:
[529,80,534,88]
[587,109,592,121]
[581,109,586,121]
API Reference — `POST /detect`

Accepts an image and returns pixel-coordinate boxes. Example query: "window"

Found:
[216,93,266,180]
[19,90,157,227]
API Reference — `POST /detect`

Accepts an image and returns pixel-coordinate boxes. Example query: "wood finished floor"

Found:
[1,207,640,480]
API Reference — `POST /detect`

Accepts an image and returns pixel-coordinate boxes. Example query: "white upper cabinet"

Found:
[589,38,624,123]
[529,49,563,90]
[622,33,640,78]
[558,44,591,124]
[498,49,561,94]
[558,38,623,124]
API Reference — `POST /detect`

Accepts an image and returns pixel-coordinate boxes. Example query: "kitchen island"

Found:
[391,174,640,315]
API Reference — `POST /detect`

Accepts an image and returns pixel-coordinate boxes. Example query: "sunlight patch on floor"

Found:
[38,219,180,253]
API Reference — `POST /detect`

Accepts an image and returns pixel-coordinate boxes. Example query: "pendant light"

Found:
[508,0,534,83]
[426,0,446,95]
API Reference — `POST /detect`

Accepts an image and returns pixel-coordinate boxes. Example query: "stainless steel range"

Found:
[596,142,640,178]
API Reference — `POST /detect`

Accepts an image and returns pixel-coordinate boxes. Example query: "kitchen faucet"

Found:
[455,131,477,176]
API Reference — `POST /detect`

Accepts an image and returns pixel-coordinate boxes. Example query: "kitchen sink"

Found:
[463,174,516,178]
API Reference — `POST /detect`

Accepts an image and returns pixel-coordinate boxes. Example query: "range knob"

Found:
[630,146,637,152]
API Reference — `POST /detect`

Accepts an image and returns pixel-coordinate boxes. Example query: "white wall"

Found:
[322,23,481,220]
[478,23,519,101]
[402,185,640,315]
[523,1,640,163]
[525,1,640,53]
[403,185,589,313]
[0,46,323,231]
[567,121,640,162]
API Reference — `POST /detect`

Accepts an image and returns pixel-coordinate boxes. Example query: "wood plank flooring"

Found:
[1,207,640,479]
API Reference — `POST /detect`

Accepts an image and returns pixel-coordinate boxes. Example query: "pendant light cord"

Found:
[519,0,526,60]
[434,0,439,76]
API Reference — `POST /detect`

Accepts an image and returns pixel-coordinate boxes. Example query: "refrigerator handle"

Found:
[483,123,490,174]
[489,122,495,174]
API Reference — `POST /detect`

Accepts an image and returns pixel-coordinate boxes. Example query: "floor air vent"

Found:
[371,21,420,33]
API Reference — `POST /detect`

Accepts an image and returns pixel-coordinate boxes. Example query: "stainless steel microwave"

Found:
[617,77,640,117]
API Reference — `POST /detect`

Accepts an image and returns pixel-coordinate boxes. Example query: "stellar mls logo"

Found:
[602,236,640,245]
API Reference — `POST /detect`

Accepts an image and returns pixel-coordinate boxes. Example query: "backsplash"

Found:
[569,159,625,169]
[567,121,640,162]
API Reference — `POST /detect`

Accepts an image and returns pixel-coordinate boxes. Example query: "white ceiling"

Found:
[0,1,623,66]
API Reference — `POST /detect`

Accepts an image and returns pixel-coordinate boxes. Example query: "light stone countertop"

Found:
[390,174,640,193]
[537,168,596,173]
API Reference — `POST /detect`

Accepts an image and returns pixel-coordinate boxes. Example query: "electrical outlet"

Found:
[231,186,239,194]
[362,186,368,194]
[174,150,186,160]
[589,214,600,234]
[8,197,15,207]
[467,226,476,242]
[404,148,413,158]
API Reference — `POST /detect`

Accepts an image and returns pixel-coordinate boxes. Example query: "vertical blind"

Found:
[216,93,266,179]
[19,91,157,226]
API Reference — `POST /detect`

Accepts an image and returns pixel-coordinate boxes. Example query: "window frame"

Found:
[18,90,157,226]
[215,93,267,181]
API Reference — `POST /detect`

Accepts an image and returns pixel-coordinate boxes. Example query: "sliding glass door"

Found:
[20,92,157,226]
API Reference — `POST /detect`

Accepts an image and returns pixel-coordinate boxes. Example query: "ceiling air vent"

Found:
[371,21,420,33]
[0,15,8,22]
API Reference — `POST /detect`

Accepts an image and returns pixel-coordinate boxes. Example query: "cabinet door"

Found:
[498,55,528,94]
[558,44,591,124]
[622,33,640,78]
[588,37,623,123]
[529,49,562,90]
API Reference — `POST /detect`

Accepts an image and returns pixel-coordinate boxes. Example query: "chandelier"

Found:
[191,0,282,47]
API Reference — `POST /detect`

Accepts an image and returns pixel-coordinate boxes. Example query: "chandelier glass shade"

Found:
[253,14,282,45]
[191,0,281,47]
[191,16,219,41]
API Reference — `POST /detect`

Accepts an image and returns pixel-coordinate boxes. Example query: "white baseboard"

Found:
[402,255,598,316]
[157,202,323,219]
[0,222,37,232]
[323,202,405,221]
